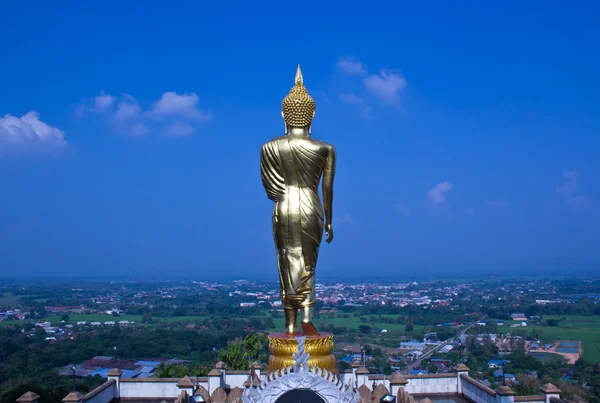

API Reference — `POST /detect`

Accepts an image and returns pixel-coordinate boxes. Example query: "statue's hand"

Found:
[325,223,334,243]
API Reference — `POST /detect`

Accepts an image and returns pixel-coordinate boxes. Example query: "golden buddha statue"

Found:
[260,65,336,336]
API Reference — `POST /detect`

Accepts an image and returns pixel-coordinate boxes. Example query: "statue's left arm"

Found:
[322,145,336,243]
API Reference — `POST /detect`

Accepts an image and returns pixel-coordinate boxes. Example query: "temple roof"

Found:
[454,363,470,371]
[540,383,561,394]
[16,392,40,403]
[496,385,516,396]
[62,392,84,402]
[176,376,194,388]
[389,372,408,385]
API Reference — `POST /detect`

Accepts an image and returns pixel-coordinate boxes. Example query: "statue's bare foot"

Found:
[301,321,319,336]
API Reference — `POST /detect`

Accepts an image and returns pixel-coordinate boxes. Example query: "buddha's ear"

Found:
[282,111,288,134]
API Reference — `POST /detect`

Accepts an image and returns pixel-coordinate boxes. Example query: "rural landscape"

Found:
[1,277,599,401]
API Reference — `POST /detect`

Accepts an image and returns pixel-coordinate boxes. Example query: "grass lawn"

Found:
[0,313,209,327]
[529,352,566,364]
[494,315,600,363]
[0,293,29,305]
[159,316,207,323]
[270,313,428,335]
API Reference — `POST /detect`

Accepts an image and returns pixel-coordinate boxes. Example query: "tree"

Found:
[142,312,153,324]
[405,322,414,332]
[428,364,438,374]
[155,362,208,377]
[484,320,498,334]
[218,333,268,370]
[586,376,600,403]
[512,375,540,396]
[337,360,351,372]
[60,314,70,322]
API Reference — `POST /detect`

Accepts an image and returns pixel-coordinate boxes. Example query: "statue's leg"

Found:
[284,307,298,334]
[300,305,319,336]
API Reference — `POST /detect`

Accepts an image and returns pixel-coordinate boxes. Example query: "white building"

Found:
[26,363,568,403]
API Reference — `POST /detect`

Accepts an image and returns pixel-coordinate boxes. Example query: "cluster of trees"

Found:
[0,371,104,403]
[360,345,393,375]
[0,318,263,403]
[154,333,269,376]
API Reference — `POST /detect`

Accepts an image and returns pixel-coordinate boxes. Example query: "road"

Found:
[405,315,487,372]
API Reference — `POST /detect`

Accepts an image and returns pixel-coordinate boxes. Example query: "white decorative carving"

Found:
[243,336,358,403]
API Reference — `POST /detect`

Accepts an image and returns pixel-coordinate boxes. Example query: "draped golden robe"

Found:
[260,135,330,309]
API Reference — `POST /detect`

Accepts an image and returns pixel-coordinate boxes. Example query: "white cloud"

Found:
[114,95,141,120]
[165,121,193,137]
[339,93,364,105]
[79,91,212,137]
[94,91,116,113]
[146,92,212,120]
[336,57,367,76]
[363,70,407,105]
[0,112,67,156]
[131,122,150,136]
[396,202,410,217]
[557,170,589,207]
[339,93,372,119]
[427,181,453,205]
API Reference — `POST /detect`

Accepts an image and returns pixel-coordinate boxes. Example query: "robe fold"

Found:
[260,136,326,309]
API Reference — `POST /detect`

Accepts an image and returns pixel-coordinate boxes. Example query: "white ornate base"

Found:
[242,336,358,403]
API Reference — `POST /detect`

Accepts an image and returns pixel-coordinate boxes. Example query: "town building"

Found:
[399,340,426,350]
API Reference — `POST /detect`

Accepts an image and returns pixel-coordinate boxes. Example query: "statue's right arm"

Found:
[322,145,336,243]
[260,143,285,202]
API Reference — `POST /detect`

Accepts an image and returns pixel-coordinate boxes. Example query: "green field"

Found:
[0,293,30,305]
[271,313,427,334]
[494,315,600,363]
[0,313,209,327]
[529,352,566,364]
[0,312,432,336]
[0,293,48,306]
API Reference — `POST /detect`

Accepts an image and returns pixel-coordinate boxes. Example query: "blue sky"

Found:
[1,1,599,279]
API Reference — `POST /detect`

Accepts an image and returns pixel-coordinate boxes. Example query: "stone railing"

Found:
[405,373,458,396]
[52,366,565,403]
[460,374,497,403]
[81,380,116,403]
[119,378,183,398]
[514,396,546,403]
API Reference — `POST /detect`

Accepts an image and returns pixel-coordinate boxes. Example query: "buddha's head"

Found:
[282,65,316,133]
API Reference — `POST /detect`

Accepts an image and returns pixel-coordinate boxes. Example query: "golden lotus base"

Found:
[268,332,336,373]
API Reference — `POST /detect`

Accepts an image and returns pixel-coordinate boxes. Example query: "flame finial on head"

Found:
[282,64,316,128]
[295,64,303,86]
